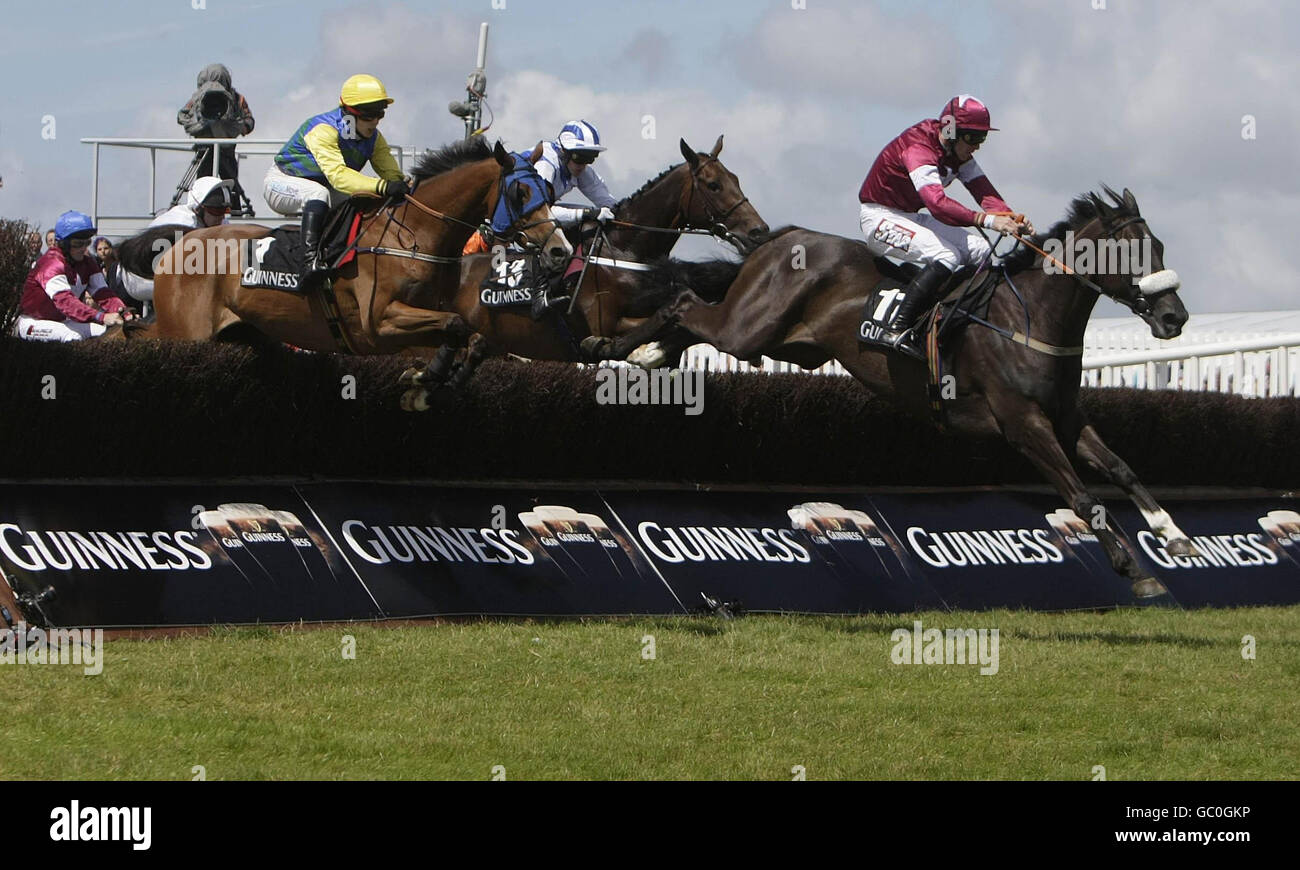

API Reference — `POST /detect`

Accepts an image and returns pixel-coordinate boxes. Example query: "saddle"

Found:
[240,200,366,290]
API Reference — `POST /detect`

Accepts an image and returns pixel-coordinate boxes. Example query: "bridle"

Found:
[954,209,1180,358]
[678,156,753,249]
[1008,213,1178,316]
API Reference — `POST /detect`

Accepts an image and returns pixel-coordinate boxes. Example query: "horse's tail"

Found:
[117,224,191,278]
[624,256,743,315]
[671,258,743,303]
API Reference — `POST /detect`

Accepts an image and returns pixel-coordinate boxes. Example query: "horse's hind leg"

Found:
[400,345,457,388]
[1001,405,1169,600]
[628,288,770,369]
[446,333,488,390]
[400,335,489,411]
[1075,422,1199,557]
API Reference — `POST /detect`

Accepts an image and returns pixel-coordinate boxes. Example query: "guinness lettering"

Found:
[906,526,1063,568]
[0,523,211,572]
[637,521,810,564]
[479,286,533,306]
[242,267,299,289]
[341,521,535,566]
[1138,531,1278,569]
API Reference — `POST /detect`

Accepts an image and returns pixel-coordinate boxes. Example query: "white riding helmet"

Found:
[186,176,232,211]
[556,120,607,153]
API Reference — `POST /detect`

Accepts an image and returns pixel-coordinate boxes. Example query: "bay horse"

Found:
[147,138,570,358]
[396,136,768,407]
[630,187,1194,599]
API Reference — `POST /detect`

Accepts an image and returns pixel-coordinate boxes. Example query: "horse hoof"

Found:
[579,335,614,361]
[628,342,666,370]
[1164,538,1200,558]
[1131,577,1169,599]
[399,389,429,412]
[398,367,424,387]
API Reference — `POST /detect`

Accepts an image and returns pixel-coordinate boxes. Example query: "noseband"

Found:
[679,157,752,248]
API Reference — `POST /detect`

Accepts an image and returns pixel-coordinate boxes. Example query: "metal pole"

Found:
[149,146,156,215]
[91,143,100,228]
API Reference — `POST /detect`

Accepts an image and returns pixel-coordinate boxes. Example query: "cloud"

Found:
[729,3,963,106]
[619,29,673,81]
[7,0,1294,319]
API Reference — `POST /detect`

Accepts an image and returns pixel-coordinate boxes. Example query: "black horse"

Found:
[630,187,1195,599]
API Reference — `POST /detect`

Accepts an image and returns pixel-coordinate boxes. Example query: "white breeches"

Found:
[14,316,107,342]
[859,203,992,271]
[263,166,347,216]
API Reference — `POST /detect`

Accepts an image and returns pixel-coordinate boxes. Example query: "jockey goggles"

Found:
[347,102,387,121]
[957,130,988,145]
[567,150,599,165]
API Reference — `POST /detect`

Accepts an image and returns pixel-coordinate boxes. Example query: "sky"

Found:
[0,0,1296,316]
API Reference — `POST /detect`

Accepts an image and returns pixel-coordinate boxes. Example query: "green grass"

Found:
[2,607,1297,780]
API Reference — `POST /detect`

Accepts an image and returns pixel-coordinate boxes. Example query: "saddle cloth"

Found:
[240,202,364,290]
[476,245,589,309]
[857,256,1000,355]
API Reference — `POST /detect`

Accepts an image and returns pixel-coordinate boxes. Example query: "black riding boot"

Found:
[888,261,954,358]
[298,200,329,294]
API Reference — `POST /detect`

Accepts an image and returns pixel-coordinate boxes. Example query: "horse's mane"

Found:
[616,164,681,208]
[117,224,191,277]
[617,256,743,315]
[1001,185,1139,275]
[410,136,493,182]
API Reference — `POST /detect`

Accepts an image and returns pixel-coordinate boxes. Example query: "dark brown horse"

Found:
[396,136,768,406]
[148,138,570,357]
[630,187,1194,599]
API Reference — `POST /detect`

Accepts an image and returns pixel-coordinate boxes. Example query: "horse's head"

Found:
[678,136,770,254]
[1075,186,1187,339]
[491,140,572,269]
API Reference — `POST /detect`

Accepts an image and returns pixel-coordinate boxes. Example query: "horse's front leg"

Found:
[376,300,469,346]
[999,404,1169,600]
[1074,422,1200,557]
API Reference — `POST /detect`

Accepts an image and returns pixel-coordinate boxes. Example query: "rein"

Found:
[958,212,1169,357]
[601,157,751,250]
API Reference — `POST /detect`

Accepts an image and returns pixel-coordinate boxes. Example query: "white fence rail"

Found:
[81,137,420,238]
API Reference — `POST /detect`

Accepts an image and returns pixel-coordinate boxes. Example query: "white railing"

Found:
[81,137,420,238]
[674,336,1300,398]
[1082,334,1300,397]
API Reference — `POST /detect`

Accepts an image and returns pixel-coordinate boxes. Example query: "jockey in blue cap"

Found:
[529,120,618,318]
[16,211,133,341]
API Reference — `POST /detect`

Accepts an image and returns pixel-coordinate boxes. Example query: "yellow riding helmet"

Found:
[340,74,394,109]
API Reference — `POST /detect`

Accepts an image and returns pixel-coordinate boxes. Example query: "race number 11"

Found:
[873,288,903,322]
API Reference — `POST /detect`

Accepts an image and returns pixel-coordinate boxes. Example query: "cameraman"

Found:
[177,63,255,183]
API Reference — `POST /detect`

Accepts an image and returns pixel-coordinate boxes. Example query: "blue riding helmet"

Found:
[488,154,553,236]
[54,210,96,241]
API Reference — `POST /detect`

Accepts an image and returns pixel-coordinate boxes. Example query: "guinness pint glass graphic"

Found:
[788,501,906,579]
[1045,509,1107,570]
[218,503,315,592]
[268,509,342,587]
[1258,509,1300,566]
[520,506,627,582]
[198,509,264,589]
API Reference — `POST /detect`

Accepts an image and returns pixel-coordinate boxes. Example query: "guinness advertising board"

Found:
[0,484,375,627]
[3,484,1299,627]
